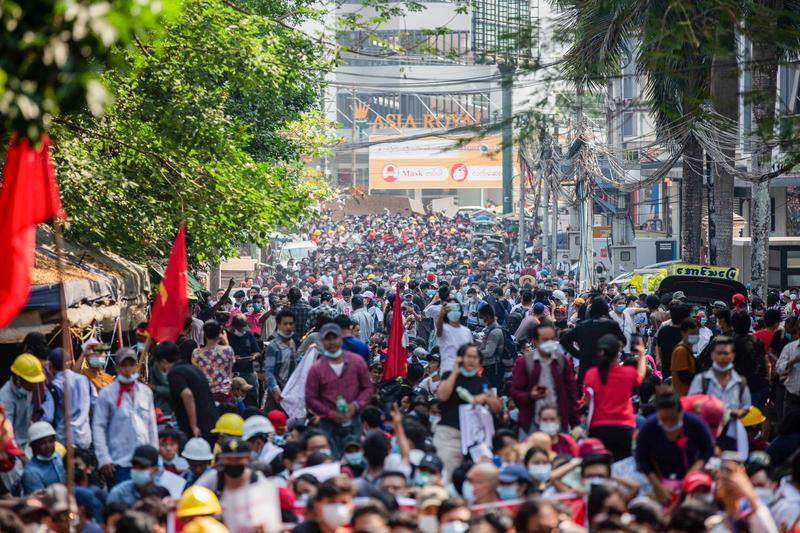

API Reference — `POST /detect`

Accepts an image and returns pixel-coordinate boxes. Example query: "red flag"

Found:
[147,224,189,342]
[383,287,407,380]
[0,136,66,328]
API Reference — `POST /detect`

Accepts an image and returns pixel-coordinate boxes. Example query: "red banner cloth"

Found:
[147,224,189,342]
[383,287,407,379]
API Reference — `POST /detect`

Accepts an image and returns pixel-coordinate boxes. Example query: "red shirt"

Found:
[754,329,774,352]
[583,364,642,428]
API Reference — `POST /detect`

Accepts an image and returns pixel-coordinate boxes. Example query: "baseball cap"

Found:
[231,376,254,392]
[552,290,567,304]
[578,438,610,458]
[499,464,530,483]
[712,300,729,309]
[267,410,288,432]
[682,471,713,493]
[342,436,363,451]
[115,347,138,365]
[219,437,251,457]
[732,293,746,305]
[362,290,375,300]
[131,445,159,467]
[319,323,341,338]
[419,453,444,473]
[533,302,545,313]
[418,485,449,510]
[672,291,687,301]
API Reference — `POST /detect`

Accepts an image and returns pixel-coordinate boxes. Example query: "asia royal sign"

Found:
[368,136,517,190]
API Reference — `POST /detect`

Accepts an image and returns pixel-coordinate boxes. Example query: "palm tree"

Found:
[556,0,744,264]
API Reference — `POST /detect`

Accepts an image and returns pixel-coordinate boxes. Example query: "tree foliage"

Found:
[52,0,333,265]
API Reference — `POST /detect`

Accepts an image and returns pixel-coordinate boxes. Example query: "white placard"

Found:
[459,404,495,455]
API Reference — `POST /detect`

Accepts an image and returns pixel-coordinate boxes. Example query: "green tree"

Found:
[52,0,332,265]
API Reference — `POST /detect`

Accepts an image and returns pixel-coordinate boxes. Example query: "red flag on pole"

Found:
[383,287,407,380]
[147,224,189,342]
[0,136,66,328]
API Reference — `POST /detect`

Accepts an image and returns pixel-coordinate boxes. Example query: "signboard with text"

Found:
[369,135,516,190]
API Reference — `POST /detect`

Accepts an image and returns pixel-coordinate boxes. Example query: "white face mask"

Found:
[539,421,560,436]
[321,503,351,528]
[441,521,469,533]
[418,515,438,533]
[117,372,139,384]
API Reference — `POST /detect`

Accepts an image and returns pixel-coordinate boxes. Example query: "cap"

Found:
[712,300,729,309]
[578,438,610,458]
[115,347,138,365]
[681,394,725,436]
[682,471,713,493]
[231,376,254,392]
[80,338,101,352]
[45,483,77,515]
[267,410,288,431]
[342,436,363,451]
[419,453,444,472]
[233,290,246,298]
[574,297,586,306]
[499,464,530,483]
[362,290,375,300]
[28,421,56,443]
[319,323,342,338]
[673,291,687,301]
[552,290,567,304]
[418,485,449,510]
[242,415,275,441]
[131,445,159,467]
[732,293,746,305]
[533,302,545,313]
[219,436,251,456]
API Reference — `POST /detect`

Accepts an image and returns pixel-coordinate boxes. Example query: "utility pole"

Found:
[501,64,515,214]
[518,149,526,265]
[576,85,593,291]
[351,87,357,188]
[551,122,559,267]
[543,171,550,266]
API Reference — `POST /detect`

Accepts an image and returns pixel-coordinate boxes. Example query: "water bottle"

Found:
[337,395,351,426]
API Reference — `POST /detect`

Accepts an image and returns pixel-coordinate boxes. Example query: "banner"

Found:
[369,136,516,190]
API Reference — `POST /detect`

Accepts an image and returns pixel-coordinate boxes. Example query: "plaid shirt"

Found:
[289,301,313,342]
[306,303,338,332]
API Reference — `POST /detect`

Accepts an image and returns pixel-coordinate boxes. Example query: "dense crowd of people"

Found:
[0,210,799,533]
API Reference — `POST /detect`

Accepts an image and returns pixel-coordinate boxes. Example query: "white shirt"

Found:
[687,369,752,411]
[695,326,712,356]
[775,339,800,395]
[438,322,474,373]
[771,476,800,532]
[610,309,636,352]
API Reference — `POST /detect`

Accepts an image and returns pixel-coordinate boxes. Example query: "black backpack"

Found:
[376,377,411,411]
[488,324,519,370]
[506,309,525,336]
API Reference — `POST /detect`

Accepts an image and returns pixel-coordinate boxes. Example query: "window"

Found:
[788,251,800,269]
[622,112,637,137]
[339,30,472,66]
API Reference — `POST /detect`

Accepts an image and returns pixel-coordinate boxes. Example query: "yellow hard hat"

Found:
[463,259,470,265]
[313,229,322,236]
[11,353,45,383]
[54,441,67,458]
[177,486,222,518]
[367,273,375,280]
[183,517,229,533]
[741,406,766,427]
[338,225,345,233]
[210,413,244,436]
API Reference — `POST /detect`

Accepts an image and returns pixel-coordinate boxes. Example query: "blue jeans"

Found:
[319,415,361,459]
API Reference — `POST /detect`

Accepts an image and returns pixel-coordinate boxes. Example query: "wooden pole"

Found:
[53,219,75,515]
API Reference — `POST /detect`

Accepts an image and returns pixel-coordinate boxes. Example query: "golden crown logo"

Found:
[353,102,369,120]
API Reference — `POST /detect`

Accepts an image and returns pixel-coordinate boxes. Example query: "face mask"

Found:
[130,469,152,486]
[615,304,626,313]
[700,319,707,327]
[529,463,552,481]
[344,452,363,465]
[687,334,700,345]
[323,348,343,359]
[272,434,285,446]
[754,487,773,505]
[418,515,438,533]
[539,422,560,436]
[253,304,263,312]
[658,419,684,433]
[117,373,139,384]
[692,493,714,504]
[538,340,561,354]
[713,361,734,373]
[583,476,607,492]
[36,453,58,462]
[233,329,246,337]
[509,409,519,422]
[427,290,437,298]
[136,341,146,352]
[319,448,333,457]
[415,470,431,487]
[223,464,245,478]
[447,310,462,322]
[297,493,311,505]
[461,480,475,503]
[460,367,477,378]
[277,329,293,339]
[88,356,106,369]
[497,485,518,501]
[441,521,469,533]
[321,503,351,528]
[429,415,441,427]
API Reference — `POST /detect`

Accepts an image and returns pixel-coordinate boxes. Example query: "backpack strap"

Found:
[701,376,710,395]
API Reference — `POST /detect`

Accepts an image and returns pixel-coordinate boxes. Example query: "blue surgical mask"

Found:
[344,452,363,466]
[461,480,475,503]
[615,304,626,313]
[323,348,343,359]
[272,434,285,446]
[497,485,518,501]
[658,419,684,433]
[528,463,552,481]
[687,334,700,345]
[700,319,707,327]
[713,361,734,373]
[130,468,152,486]
[447,310,462,322]
[414,471,431,487]
[509,409,519,422]
[36,453,58,463]
[429,415,441,427]
[460,367,478,378]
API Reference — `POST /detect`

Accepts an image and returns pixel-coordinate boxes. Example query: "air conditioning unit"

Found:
[611,245,637,278]
[568,231,581,262]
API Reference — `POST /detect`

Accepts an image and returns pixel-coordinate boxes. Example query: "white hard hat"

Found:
[28,421,56,443]
[181,438,214,461]
[242,415,275,441]
[552,289,567,304]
